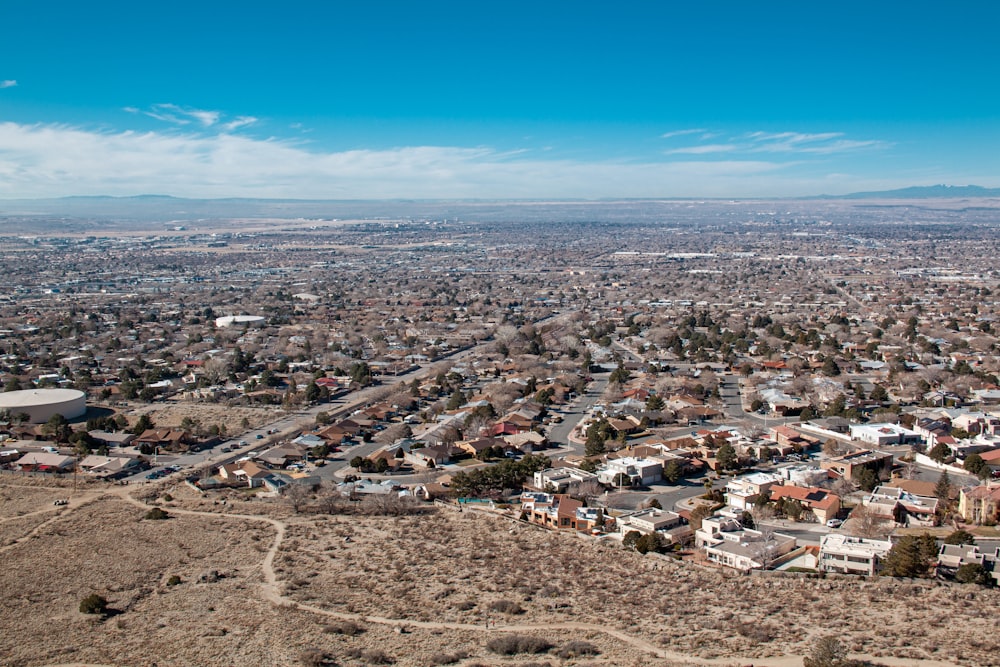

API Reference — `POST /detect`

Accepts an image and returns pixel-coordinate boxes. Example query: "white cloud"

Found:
[665,144,740,155]
[0,80,17,89]
[137,103,249,129]
[662,129,889,156]
[660,128,707,139]
[0,121,832,199]
[220,116,258,132]
[0,120,928,199]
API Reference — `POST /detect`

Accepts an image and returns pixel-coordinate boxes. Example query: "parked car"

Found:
[826,518,843,528]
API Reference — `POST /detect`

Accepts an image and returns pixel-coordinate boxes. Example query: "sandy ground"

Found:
[125,400,290,433]
[0,477,989,667]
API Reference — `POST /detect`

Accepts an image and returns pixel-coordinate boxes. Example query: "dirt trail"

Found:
[114,490,959,667]
[14,484,963,667]
[0,489,107,554]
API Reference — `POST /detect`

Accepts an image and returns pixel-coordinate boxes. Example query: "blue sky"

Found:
[1,1,998,199]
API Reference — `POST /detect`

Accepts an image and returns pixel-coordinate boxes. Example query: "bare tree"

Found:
[285,484,311,514]
[851,503,890,539]
[569,479,605,503]
[203,357,230,385]
[373,422,412,445]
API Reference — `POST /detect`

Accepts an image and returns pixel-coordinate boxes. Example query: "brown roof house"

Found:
[135,429,194,453]
[405,444,457,469]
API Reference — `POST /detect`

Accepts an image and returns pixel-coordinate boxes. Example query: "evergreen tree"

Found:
[716,442,738,470]
[935,470,952,502]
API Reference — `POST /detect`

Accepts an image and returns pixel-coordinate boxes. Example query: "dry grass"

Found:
[1,476,997,667]
[126,400,286,432]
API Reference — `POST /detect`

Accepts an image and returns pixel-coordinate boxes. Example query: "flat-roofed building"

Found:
[819,534,892,576]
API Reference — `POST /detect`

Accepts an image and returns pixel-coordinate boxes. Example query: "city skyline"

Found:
[1,1,998,199]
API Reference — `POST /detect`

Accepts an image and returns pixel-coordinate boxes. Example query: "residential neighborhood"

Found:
[4,200,1000,666]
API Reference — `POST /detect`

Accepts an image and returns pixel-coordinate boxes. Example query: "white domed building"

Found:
[0,388,87,423]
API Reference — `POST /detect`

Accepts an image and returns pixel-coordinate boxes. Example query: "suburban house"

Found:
[777,464,831,487]
[821,449,894,481]
[531,467,598,493]
[218,461,271,487]
[695,515,796,571]
[314,423,353,446]
[768,485,842,524]
[134,428,194,453]
[87,430,136,448]
[258,444,307,468]
[850,423,923,447]
[725,472,782,511]
[619,508,692,545]
[455,436,503,458]
[574,506,614,533]
[501,430,547,452]
[520,492,584,530]
[597,456,662,486]
[937,544,1000,585]
[863,485,939,526]
[78,454,141,477]
[958,484,1000,525]
[913,418,954,449]
[14,451,76,472]
[405,444,457,468]
[819,534,892,576]
[771,425,818,450]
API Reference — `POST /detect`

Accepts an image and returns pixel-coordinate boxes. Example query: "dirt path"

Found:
[113,491,960,667]
[0,489,107,554]
[13,484,961,667]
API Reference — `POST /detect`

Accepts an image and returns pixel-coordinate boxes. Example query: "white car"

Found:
[826,519,843,528]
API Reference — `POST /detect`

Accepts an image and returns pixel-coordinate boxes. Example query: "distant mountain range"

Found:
[0,186,998,227]
[829,184,1000,199]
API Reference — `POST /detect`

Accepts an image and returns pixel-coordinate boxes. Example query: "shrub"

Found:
[956,563,993,586]
[144,507,170,520]
[299,648,337,666]
[360,649,395,665]
[426,652,467,666]
[166,575,182,586]
[322,620,365,635]
[162,493,173,502]
[80,593,109,615]
[489,599,524,615]
[486,634,553,656]
[556,640,599,658]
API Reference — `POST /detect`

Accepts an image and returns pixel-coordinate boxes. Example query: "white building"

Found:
[621,508,683,533]
[819,534,892,576]
[597,457,662,486]
[696,515,796,571]
[214,315,265,328]
[532,467,597,493]
[777,464,829,487]
[850,423,923,447]
[0,388,86,424]
[620,508,692,544]
[725,472,782,510]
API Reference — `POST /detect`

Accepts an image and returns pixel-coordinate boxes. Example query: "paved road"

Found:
[602,477,726,513]
[547,372,610,453]
[138,310,589,483]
